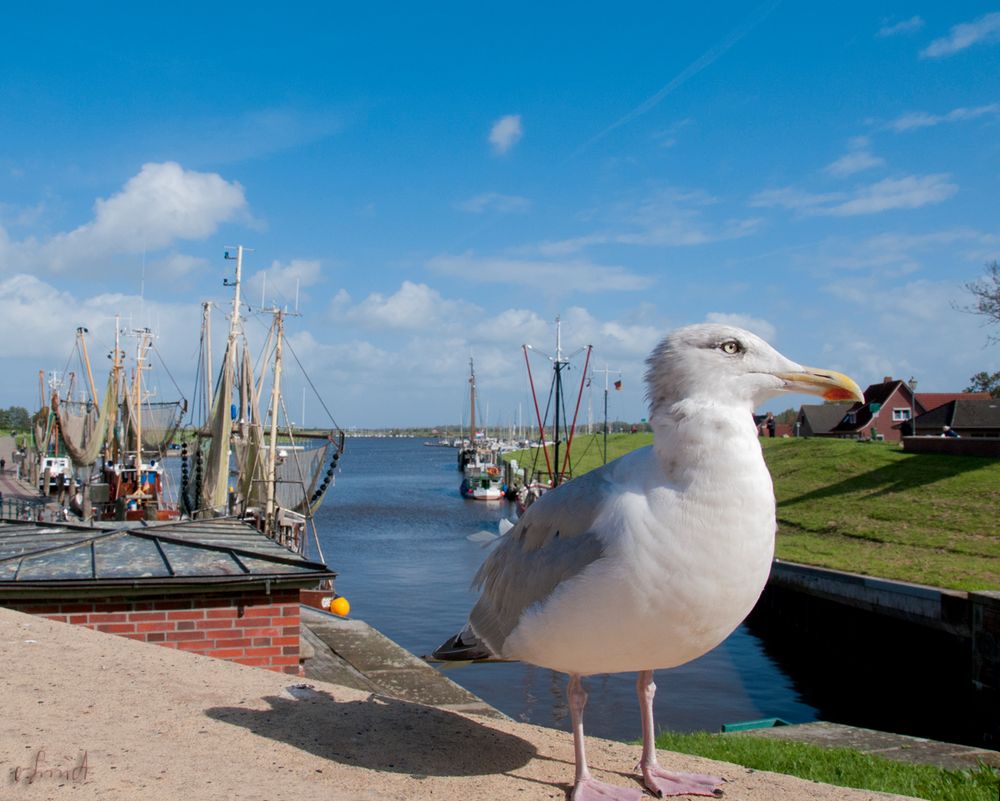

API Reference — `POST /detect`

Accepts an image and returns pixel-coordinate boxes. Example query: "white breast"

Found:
[502,425,776,676]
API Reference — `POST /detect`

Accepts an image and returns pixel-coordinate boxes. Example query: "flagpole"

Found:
[590,364,621,464]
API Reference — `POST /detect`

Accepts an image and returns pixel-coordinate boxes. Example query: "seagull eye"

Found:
[720,340,743,355]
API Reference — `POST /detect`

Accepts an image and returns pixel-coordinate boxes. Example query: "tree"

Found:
[966,371,1000,399]
[963,261,1000,342]
[0,406,30,430]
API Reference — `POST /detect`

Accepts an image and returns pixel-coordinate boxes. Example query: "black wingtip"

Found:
[432,630,494,662]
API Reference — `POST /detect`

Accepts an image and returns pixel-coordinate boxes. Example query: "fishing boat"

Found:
[516,316,592,511]
[458,357,506,500]
[460,454,506,500]
[51,324,187,521]
[29,372,77,495]
[182,246,344,558]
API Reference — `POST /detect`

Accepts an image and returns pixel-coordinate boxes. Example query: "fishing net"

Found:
[53,373,117,466]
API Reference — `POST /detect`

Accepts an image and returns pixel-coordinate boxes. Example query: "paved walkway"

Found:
[0,606,918,801]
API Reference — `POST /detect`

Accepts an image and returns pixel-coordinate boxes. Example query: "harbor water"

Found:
[314,437,818,742]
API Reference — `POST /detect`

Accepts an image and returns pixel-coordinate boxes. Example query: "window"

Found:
[845,412,857,425]
[892,408,911,421]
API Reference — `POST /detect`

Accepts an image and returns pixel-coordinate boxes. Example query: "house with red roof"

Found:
[824,377,919,442]
[915,398,1000,438]
[825,378,992,442]
[916,392,991,412]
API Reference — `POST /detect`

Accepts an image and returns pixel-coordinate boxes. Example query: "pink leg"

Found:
[568,674,643,801]
[637,670,724,798]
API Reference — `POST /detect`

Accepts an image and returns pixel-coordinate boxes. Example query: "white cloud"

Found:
[822,276,987,386]
[824,137,885,177]
[489,114,523,155]
[305,284,663,424]
[750,186,846,212]
[886,103,1000,131]
[704,312,777,343]
[877,16,924,38]
[338,281,480,331]
[245,259,323,308]
[0,273,201,367]
[156,253,211,280]
[427,252,654,292]
[751,174,957,217]
[26,162,247,272]
[921,12,1000,58]
[534,187,761,255]
[457,192,532,214]
[820,175,957,216]
[821,228,995,273]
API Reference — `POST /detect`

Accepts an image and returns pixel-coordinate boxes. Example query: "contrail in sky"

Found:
[566,0,783,162]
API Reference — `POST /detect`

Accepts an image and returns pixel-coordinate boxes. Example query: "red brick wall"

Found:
[5,588,301,675]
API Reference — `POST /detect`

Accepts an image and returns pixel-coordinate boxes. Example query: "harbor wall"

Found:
[751,560,999,747]
[902,436,1000,457]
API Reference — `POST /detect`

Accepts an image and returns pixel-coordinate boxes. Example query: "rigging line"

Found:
[149,342,189,409]
[281,336,342,433]
[57,340,76,399]
[277,392,314,516]
[532,367,558,482]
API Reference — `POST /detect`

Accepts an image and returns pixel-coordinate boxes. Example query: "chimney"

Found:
[883,376,893,383]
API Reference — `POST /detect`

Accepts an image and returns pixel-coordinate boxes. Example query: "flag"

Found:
[614,380,622,391]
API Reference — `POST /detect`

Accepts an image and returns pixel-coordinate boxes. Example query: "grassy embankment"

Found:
[508,433,1000,798]
[505,433,999,591]
[651,731,998,801]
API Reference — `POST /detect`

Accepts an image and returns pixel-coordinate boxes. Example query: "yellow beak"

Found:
[775,368,865,402]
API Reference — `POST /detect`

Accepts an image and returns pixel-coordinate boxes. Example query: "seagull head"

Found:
[645,324,863,414]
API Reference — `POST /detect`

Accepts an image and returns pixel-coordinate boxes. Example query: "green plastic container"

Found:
[721,717,791,733]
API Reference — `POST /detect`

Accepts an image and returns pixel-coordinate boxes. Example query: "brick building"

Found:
[0,517,335,674]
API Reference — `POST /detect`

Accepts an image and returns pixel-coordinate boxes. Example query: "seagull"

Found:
[434,324,862,800]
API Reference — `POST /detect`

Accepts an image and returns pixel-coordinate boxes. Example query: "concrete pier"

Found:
[300,606,505,719]
[765,560,1000,698]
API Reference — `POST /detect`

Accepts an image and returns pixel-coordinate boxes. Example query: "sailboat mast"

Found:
[264,310,285,535]
[553,316,563,486]
[469,357,477,444]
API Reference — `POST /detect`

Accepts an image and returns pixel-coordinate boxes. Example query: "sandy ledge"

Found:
[0,607,918,801]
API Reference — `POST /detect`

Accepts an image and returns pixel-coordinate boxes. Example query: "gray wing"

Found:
[467,464,617,656]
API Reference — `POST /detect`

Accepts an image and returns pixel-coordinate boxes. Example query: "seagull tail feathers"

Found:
[431,626,499,662]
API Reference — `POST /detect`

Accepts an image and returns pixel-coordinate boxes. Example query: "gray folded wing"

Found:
[467,465,615,656]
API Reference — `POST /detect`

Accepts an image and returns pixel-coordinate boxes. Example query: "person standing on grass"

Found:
[766,413,776,438]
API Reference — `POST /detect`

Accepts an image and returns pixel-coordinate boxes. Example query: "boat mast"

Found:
[77,327,98,410]
[264,310,284,536]
[225,246,244,352]
[111,316,122,461]
[133,329,152,467]
[553,316,564,486]
[201,301,213,416]
[469,357,477,446]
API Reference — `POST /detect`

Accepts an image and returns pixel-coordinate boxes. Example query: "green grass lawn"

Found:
[765,438,999,591]
[505,434,1000,591]
[652,731,999,801]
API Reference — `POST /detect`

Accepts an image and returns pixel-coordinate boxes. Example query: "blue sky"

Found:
[2,3,999,428]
